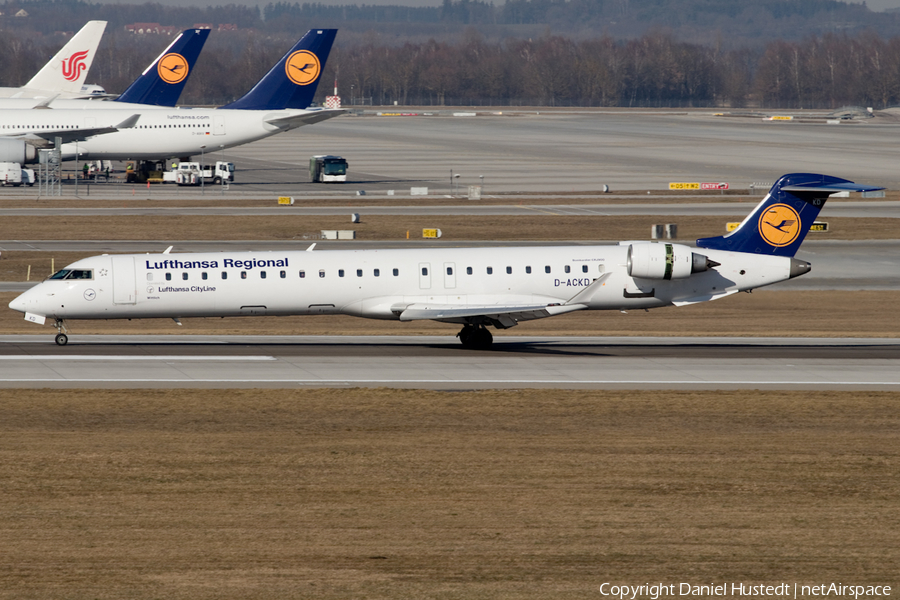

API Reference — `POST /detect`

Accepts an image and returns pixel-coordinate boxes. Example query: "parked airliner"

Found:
[0,28,209,110]
[0,29,339,164]
[0,21,107,99]
[9,174,881,348]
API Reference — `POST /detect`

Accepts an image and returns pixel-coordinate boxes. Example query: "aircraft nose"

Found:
[8,293,28,313]
[9,286,40,314]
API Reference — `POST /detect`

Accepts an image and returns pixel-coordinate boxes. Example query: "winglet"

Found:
[115,28,211,106]
[219,29,337,111]
[25,21,107,95]
[697,173,883,257]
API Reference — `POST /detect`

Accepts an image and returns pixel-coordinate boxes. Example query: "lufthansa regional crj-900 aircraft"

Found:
[0,29,339,165]
[9,173,883,348]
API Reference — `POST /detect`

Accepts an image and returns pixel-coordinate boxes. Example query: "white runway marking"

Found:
[0,355,276,361]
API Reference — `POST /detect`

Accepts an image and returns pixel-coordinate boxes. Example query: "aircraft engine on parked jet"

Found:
[627,243,718,280]
[0,138,38,164]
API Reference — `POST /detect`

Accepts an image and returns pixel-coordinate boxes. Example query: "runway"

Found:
[1,335,898,390]
[0,200,898,217]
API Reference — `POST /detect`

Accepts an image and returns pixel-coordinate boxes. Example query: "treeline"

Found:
[329,32,900,109]
[5,0,900,45]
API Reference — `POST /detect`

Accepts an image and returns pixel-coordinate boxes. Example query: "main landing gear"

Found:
[54,319,68,346]
[457,324,493,350]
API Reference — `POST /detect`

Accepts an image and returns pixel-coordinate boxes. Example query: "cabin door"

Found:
[111,255,136,304]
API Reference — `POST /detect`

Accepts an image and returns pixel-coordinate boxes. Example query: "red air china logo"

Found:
[61,50,89,82]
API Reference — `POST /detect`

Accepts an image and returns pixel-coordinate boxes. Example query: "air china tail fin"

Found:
[697,173,883,257]
[115,28,211,106]
[25,20,107,95]
[219,29,337,111]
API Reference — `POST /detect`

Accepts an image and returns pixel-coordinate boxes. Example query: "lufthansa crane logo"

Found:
[61,50,89,82]
[158,53,189,84]
[758,203,802,247]
[285,50,320,85]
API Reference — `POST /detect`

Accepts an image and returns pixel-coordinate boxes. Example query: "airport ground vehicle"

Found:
[173,162,235,185]
[0,162,23,186]
[310,155,348,182]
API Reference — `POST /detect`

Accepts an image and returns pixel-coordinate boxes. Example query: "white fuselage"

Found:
[10,245,795,325]
[0,105,313,160]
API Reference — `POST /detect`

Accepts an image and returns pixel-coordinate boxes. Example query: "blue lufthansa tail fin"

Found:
[114,28,211,106]
[697,173,883,257]
[219,29,337,111]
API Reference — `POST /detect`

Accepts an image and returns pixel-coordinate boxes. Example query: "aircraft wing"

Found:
[394,302,586,329]
[24,114,140,145]
[264,108,346,129]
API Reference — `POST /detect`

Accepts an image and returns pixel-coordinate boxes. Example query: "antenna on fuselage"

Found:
[163,246,173,254]
[306,243,316,252]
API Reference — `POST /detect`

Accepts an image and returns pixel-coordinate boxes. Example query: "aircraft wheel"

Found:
[55,333,68,346]
[457,325,475,348]
[473,327,493,350]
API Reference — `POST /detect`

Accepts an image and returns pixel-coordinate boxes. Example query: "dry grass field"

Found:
[1,388,897,599]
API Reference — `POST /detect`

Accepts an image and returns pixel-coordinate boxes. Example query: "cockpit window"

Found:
[49,269,92,280]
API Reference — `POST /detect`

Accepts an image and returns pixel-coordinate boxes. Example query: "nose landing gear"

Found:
[457,324,493,350]
[54,319,68,346]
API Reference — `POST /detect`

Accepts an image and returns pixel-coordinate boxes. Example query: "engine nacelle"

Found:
[0,138,37,164]
[627,243,715,280]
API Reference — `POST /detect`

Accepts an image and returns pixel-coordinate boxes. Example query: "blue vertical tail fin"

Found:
[697,173,882,257]
[114,28,211,106]
[219,29,337,111]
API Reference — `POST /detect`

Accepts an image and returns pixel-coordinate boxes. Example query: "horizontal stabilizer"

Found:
[264,108,345,129]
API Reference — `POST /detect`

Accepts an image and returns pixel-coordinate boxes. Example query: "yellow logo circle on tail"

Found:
[758,203,801,247]
[158,53,189,84]
[286,50,321,85]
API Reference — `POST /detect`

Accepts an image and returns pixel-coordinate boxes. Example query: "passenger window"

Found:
[146,273,153,281]
[487,267,493,274]
[447,267,453,275]
[241,271,247,279]
[319,270,325,278]
[545,266,551,273]
[222,271,227,280]
[299,270,306,278]
[506,266,512,274]
[166,273,172,281]
[525,266,532,274]
[466,267,472,275]
[583,265,589,273]
[565,265,571,274]
[422,267,428,276]
[202,272,208,280]
[357,269,363,277]
[182,272,188,280]
[280,270,286,278]
[339,269,345,278]
[393,268,399,276]
[374,269,380,277]
[261,271,267,279]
